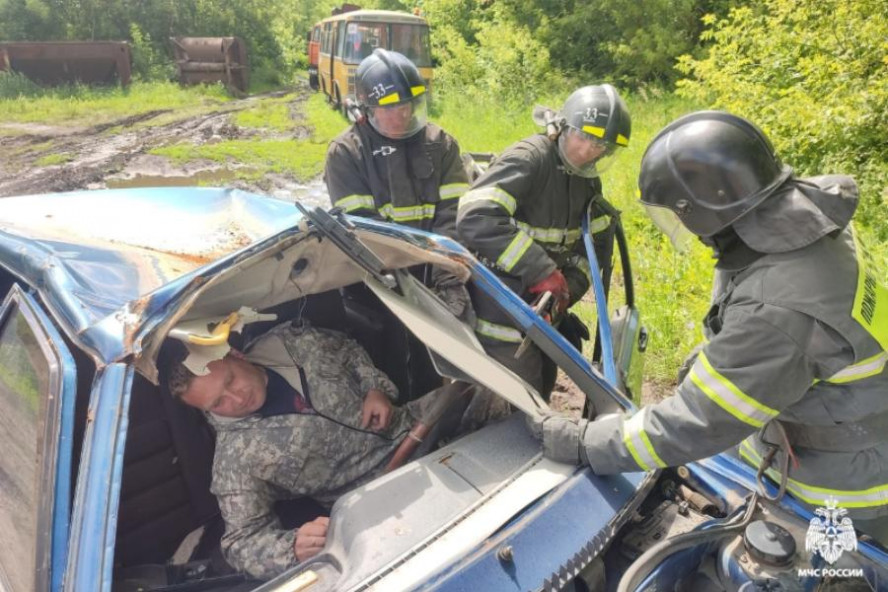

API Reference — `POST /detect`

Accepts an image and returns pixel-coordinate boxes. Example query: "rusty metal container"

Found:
[170,37,249,93]
[0,41,132,86]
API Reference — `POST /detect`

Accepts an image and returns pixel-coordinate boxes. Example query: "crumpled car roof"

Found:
[0,187,301,356]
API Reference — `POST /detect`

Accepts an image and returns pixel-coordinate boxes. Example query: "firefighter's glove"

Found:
[432,268,474,322]
[558,312,590,351]
[526,411,588,465]
[529,270,570,313]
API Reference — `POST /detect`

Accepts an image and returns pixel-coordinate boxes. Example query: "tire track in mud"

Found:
[0,86,314,197]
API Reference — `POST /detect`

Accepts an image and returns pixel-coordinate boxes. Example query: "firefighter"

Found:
[325,48,469,243]
[456,84,631,398]
[533,111,888,543]
[324,48,472,317]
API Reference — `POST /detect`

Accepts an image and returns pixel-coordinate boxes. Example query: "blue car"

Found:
[0,187,884,592]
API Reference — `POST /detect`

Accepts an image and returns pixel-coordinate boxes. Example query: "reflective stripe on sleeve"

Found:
[622,407,667,471]
[334,194,376,213]
[739,440,888,508]
[439,183,470,201]
[476,319,523,343]
[378,203,436,223]
[496,231,534,272]
[458,186,518,215]
[689,352,779,428]
[826,351,888,384]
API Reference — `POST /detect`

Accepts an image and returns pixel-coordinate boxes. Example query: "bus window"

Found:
[322,23,333,54]
[341,22,387,64]
[391,24,431,67]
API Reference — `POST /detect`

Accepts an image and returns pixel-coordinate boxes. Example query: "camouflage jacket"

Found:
[207,323,412,579]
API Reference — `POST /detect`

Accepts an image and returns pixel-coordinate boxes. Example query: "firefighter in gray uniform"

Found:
[456,84,631,398]
[535,111,888,543]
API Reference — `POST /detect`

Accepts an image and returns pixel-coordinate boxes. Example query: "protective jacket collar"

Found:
[733,174,859,253]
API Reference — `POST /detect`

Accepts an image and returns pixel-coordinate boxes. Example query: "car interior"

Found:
[0,224,584,591]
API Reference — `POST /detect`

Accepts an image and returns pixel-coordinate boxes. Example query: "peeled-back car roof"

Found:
[0,187,301,359]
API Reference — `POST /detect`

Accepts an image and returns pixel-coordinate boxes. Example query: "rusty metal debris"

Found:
[170,37,249,94]
[0,41,132,86]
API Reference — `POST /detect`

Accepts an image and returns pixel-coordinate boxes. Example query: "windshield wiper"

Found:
[294,203,397,288]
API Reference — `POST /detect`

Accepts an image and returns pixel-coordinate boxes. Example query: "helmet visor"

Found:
[368,95,427,140]
[643,203,695,252]
[557,127,622,178]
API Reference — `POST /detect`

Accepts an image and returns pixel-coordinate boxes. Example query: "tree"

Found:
[677,0,888,235]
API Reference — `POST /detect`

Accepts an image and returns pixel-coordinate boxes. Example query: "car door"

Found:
[0,285,77,592]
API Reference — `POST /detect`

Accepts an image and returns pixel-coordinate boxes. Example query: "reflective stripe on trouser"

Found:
[334,194,376,213]
[458,186,518,215]
[739,439,888,509]
[622,407,667,471]
[476,319,522,343]
[689,351,779,428]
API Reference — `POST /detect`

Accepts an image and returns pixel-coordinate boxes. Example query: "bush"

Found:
[677,0,888,238]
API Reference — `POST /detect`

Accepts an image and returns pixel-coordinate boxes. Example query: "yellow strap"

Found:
[187,312,239,346]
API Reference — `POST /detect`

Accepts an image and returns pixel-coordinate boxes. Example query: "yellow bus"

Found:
[315,9,433,114]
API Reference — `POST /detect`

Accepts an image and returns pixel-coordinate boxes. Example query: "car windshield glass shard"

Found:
[0,304,53,591]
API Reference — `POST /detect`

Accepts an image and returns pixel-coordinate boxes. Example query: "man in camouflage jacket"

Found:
[168,322,417,579]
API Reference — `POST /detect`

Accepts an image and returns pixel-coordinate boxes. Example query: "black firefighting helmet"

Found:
[355,48,427,139]
[638,111,792,248]
[556,84,631,177]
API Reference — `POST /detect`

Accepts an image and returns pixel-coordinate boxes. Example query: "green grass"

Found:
[35,153,73,166]
[0,80,231,126]
[304,93,349,142]
[151,93,349,182]
[234,98,294,131]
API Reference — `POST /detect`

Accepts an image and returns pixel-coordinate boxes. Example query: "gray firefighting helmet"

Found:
[638,111,793,250]
[355,49,427,140]
[556,84,631,178]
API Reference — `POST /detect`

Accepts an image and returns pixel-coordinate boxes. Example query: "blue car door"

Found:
[0,285,77,592]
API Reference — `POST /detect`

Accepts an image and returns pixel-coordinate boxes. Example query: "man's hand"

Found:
[294,516,329,562]
[361,388,393,431]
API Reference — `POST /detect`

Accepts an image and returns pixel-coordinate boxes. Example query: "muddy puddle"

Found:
[105,170,238,189]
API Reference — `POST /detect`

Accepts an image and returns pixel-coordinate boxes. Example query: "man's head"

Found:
[355,48,427,140]
[637,111,792,250]
[556,84,631,178]
[168,351,269,418]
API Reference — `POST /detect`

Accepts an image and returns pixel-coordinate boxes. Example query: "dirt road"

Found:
[0,85,328,205]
